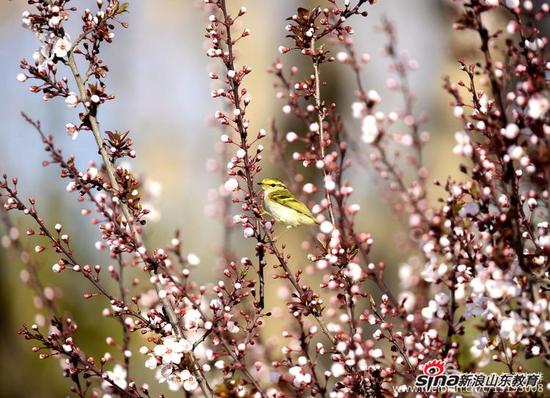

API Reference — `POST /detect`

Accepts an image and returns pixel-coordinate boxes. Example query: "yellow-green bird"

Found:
[258,177,319,228]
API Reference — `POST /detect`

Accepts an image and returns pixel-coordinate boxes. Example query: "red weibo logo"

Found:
[422,360,446,376]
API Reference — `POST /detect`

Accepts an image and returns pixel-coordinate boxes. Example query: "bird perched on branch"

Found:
[258,177,319,229]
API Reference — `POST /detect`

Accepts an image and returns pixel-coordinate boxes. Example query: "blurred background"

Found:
[0,0,486,396]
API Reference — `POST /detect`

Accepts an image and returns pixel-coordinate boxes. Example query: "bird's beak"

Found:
[256,182,262,186]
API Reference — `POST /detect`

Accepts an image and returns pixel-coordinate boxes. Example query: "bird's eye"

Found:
[271,184,275,187]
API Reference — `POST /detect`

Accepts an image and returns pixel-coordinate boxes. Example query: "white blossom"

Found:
[470,332,491,367]
[227,320,240,333]
[289,366,312,387]
[361,115,379,144]
[102,364,127,390]
[500,312,528,344]
[152,337,192,365]
[331,362,346,377]
[527,94,549,119]
[183,375,198,392]
[351,101,365,119]
[453,131,473,157]
[367,89,381,104]
[65,93,78,108]
[156,366,189,391]
[243,227,255,238]
[479,94,489,113]
[145,355,158,369]
[345,262,362,281]
[336,51,348,62]
[309,122,319,132]
[320,221,334,234]
[187,253,200,266]
[224,178,239,192]
[286,131,298,142]
[183,309,203,331]
[53,37,71,58]
[502,123,520,139]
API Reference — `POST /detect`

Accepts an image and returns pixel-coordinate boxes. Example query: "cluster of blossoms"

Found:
[1,0,549,397]
[142,337,198,392]
[425,0,550,372]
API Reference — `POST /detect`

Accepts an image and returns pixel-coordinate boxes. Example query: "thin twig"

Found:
[311,37,337,227]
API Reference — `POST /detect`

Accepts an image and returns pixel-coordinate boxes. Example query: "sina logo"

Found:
[415,359,460,390]
[422,360,446,376]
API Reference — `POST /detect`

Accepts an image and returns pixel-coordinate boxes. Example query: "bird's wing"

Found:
[268,190,316,219]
